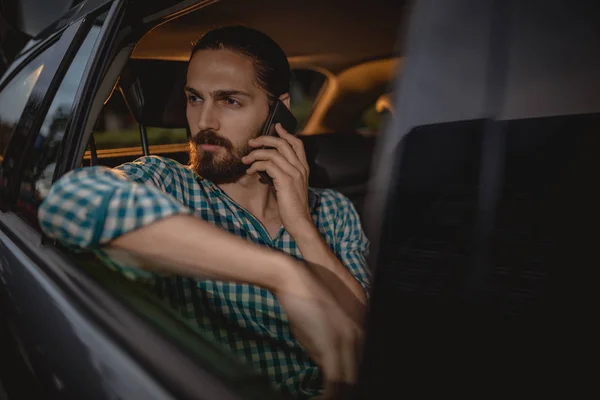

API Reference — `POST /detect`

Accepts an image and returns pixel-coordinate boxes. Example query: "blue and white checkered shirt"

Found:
[38,155,370,399]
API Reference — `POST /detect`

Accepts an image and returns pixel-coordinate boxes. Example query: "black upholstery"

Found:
[360,113,600,397]
[303,132,376,217]
[119,59,188,128]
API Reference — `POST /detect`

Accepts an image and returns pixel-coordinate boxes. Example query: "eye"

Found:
[223,97,241,107]
[187,94,201,104]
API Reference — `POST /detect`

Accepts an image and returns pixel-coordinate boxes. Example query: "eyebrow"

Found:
[184,86,252,99]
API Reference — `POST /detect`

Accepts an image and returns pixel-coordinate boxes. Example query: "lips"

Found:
[199,144,222,152]
[194,131,232,151]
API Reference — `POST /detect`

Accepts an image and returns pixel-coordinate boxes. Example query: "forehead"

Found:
[186,49,258,92]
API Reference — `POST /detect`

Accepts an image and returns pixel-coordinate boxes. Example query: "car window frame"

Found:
[14,11,113,229]
[0,16,101,211]
[0,31,62,92]
[0,1,239,398]
[53,0,128,179]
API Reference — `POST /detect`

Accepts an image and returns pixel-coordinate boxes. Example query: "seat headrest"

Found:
[119,59,188,128]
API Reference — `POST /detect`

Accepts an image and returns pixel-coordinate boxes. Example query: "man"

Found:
[38,26,370,399]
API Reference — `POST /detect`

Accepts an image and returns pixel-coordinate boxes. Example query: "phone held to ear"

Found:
[257,99,298,185]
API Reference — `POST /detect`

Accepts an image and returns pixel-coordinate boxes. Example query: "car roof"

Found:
[131,0,408,74]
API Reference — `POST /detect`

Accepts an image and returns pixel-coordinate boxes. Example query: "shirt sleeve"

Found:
[332,191,372,297]
[38,156,193,249]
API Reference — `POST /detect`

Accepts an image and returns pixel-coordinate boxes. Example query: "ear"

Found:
[278,93,291,109]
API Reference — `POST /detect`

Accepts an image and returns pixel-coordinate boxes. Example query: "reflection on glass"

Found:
[17,24,103,226]
[0,62,46,159]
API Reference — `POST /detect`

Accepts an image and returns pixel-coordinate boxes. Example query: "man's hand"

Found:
[243,122,368,324]
[274,258,364,398]
[242,123,312,235]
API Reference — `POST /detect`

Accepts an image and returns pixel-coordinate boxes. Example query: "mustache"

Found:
[193,130,233,150]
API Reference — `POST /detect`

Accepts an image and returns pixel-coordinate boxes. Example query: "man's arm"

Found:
[107,214,292,290]
[38,157,191,248]
[38,156,291,288]
[244,126,368,389]
[286,191,370,324]
[39,157,358,394]
[243,127,370,321]
[107,212,361,394]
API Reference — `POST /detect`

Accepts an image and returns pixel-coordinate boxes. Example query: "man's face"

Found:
[185,49,270,184]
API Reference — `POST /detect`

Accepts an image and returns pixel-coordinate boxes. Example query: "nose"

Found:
[194,102,220,133]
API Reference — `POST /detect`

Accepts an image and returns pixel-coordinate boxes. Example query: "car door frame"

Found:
[0,12,95,400]
[0,1,255,399]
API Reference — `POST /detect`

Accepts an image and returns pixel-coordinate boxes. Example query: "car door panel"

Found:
[0,2,170,398]
[0,214,176,400]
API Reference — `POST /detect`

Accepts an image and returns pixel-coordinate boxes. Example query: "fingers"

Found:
[276,269,362,400]
[245,160,289,185]
[275,123,309,167]
[322,345,343,384]
[355,326,365,365]
[243,151,304,182]
[247,139,307,178]
[322,312,362,399]
[342,324,362,385]
[249,123,309,172]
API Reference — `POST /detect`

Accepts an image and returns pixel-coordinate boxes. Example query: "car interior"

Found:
[3,0,599,398]
[80,0,403,219]
[51,0,406,396]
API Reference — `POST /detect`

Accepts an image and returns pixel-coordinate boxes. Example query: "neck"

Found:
[218,174,279,220]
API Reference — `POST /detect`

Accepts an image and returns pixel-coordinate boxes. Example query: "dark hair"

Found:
[190,26,291,105]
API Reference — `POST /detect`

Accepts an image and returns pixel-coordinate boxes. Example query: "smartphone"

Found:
[257,99,298,185]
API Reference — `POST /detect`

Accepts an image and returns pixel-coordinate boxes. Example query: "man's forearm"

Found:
[289,221,367,320]
[109,214,293,292]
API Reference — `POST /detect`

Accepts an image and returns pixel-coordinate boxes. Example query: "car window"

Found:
[290,68,327,131]
[356,93,394,137]
[89,68,325,153]
[92,90,188,151]
[32,5,396,398]
[357,103,383,135]
[15,20,104,227]
[92,71,328,150]
[0,56,47,160]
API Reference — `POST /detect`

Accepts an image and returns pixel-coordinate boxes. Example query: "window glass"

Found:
[357,103,382,134]
[0,56,47,160]
[356,92,394,137]
[89,68,326,153]
[289,68,327,131]
[16,21,103,227]
[93,90,188,150]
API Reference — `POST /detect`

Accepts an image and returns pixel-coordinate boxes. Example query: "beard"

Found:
[188,126,262,184]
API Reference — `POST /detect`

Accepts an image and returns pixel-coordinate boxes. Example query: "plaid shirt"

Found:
[38,155,370,399]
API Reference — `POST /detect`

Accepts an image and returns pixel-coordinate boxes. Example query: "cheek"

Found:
[185,105,195,126]
[224,109,264,141]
